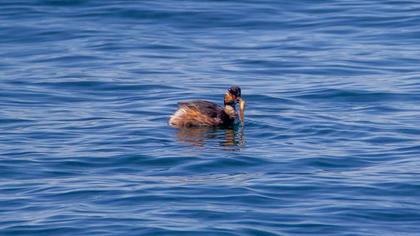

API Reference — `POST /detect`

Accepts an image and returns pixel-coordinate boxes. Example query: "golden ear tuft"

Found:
[224,92,236,105]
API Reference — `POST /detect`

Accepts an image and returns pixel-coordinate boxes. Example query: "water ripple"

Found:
[1,0,420,235]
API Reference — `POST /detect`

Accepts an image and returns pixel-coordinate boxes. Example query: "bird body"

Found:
[169,86,245,128]
[169,100,235,127]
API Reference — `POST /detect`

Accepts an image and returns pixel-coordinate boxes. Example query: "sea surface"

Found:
[1,0,420,235]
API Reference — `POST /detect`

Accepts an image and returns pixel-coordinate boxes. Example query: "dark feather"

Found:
[177,100,233,126]
[178,100,223,118]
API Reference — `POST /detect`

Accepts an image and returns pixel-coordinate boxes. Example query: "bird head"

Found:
[224,85,245,125]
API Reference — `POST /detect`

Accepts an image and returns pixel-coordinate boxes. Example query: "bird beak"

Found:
[239,98,245,125]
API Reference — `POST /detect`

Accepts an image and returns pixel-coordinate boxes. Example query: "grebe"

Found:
[169,86,245,128]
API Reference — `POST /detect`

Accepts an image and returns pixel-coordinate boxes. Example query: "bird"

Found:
[169,86,245,128]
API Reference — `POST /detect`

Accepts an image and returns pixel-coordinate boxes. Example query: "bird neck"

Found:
[224,105,236,119]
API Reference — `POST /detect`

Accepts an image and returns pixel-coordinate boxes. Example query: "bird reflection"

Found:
[175,126,245,150]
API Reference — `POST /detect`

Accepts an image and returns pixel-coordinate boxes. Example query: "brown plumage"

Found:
[169,86,245,128]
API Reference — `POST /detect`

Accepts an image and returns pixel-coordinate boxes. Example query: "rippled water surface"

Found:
[1,0,420,235]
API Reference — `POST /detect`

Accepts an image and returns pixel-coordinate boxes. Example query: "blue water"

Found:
[1,0,420,235]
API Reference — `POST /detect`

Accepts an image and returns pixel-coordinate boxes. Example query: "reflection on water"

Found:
[175,126,245,150]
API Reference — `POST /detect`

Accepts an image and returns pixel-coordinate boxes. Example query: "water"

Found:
[1,0,420,235]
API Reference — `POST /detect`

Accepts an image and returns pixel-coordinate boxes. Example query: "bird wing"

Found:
[178,100,223,118]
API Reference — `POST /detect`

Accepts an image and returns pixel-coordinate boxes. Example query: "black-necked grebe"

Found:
[169,86,245,128]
